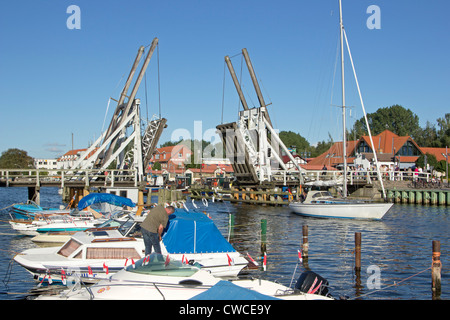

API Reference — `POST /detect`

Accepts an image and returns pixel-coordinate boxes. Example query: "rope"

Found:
[348,266,432,300]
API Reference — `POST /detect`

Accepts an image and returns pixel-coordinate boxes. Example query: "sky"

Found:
[0,0,449,159]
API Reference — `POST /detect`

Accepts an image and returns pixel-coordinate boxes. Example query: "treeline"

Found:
[281,105,450,157]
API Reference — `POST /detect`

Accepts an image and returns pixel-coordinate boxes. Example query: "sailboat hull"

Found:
[289,202,393,220]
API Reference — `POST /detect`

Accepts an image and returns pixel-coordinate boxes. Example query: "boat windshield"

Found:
[126,253,199,277]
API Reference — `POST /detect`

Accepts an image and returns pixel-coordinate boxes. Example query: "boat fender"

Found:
[295,271,330,297]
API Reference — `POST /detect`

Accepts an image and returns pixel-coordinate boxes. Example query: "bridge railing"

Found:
[0,168,138,188]
[302,169,432,185]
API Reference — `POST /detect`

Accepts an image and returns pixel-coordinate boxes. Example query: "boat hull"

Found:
[289,202,393,220]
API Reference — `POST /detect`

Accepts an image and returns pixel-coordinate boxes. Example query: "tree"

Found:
[279,131,310,153]
[350,104,420,138]
[415,153,438,171]
[0,148,34,169]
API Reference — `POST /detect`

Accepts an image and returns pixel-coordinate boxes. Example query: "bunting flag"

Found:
[38,274,47,287]
[125,258,136,268]
[165,254,170,267]
[263,252,267,271]
[143,255,150,266]
[226,253,235,266]
[61,268,67,286]
[246,252,258,266]
[298,249,303,263]
[88,266,93,277]
[103,262,109,275]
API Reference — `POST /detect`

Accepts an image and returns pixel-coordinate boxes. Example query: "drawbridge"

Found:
[70,38,166,182]
[217,49,305,186]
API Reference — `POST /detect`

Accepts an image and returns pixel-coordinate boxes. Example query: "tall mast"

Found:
[339,0,347,197]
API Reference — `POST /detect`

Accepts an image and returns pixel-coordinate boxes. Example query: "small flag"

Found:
[263,252,267,271]
[61,268,67,286]
[48,274,53,285]
[226,254,235,266]
[103,263,109,275]
[165,254,170,267]
[38,274,47,287]
[143,255,150,266]
[246,252,258,266]
[88,266,93,277]
[298,249,303,263]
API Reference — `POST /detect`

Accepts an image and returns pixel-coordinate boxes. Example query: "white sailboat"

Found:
[290,0,393,220]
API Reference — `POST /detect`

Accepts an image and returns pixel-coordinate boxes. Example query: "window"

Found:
[86,247,140,260]
[397,141,420,156]
[357,141,371,153]
[58,239,82,257]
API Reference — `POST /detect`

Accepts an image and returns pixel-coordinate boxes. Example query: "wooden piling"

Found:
[355,232,362,272]
[260,219,267,253]
[302,225,309,260]
[432,240,441,298]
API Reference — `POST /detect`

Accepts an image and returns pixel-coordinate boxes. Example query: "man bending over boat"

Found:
[140,205,175,256]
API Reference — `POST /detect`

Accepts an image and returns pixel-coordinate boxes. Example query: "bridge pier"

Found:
[27,186,40,205]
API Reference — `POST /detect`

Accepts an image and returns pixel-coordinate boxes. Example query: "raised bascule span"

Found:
[217,48,305,187]
[70,38,167,183]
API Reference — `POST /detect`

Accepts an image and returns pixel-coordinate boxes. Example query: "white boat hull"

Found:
[289,202,393,220]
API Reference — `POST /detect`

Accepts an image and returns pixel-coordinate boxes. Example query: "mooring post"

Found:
[432,240,442,298]
[260,219,267,253]
[355,232,362,272]
[302,225,309,260]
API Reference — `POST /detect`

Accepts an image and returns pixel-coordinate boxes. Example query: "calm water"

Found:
[0,187,448,300]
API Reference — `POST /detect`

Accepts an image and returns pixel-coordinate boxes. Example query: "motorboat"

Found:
[289,190,393,220]
[30,210,134,246]
[10,192,137,237]
[14,209,250,284]
[9,214,98,236]
[34,253,333,300]
[14,228,144,284]
[9,201,71,220]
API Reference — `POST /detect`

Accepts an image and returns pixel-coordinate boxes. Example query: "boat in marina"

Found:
[14,209,250,284]
[289,190,393,220]
[34,253,332,300]
[290,0,393,220]
[9,214,98,236]
[10,201,72,221]
[9,192,136,236]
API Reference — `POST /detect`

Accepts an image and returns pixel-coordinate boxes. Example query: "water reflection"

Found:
[0,187,448,300]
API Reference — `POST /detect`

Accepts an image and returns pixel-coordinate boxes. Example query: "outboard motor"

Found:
[295,271,330,297]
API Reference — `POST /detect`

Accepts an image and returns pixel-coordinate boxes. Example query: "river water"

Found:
[0,187,448,300]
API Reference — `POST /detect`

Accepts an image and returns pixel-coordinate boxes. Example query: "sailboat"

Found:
[289,0,393,220]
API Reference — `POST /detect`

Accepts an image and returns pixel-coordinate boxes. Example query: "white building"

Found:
[34,158,58,173]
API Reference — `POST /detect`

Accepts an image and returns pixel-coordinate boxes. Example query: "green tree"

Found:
[350,104,420,138]
[279,131,310,153]
[0,148,34,169]
[415,153,438,170]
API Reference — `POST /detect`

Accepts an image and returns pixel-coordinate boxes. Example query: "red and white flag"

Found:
[298,249,303,263]
[103,263,109,275]
[263,252,267,271]
[246,252,258,266]
[61,268,67,286]
[226,254,235,266]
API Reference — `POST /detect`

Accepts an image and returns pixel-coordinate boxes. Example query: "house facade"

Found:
[305,130,427,171]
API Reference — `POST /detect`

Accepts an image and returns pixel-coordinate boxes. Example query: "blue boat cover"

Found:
[162,210,235,254]
[77,193,136,210]
[190,280,280,300]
